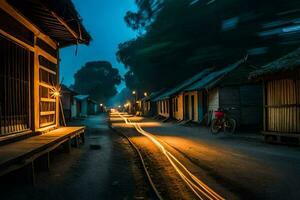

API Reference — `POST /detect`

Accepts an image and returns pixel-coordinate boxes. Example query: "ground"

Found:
[1,114,154,200]
[110,112,300,200]
[2,113,300,200]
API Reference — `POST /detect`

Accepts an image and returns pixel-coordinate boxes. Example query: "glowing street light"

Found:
[100,103,103,107]
[144,92,148,97]
[132,90,136,95]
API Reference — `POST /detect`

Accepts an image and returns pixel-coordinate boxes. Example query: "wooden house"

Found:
[74,95,98,117]
[183,59,263,129]
[0,0,91,138]
[141,90,165,116]
[61,85,78,121]
[249,48,300,143]
[153,70,210,120]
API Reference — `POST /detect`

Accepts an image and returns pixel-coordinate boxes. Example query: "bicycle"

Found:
[210,107,237,134]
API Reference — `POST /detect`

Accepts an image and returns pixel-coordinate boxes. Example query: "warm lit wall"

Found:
[172,94,184,120]
[157,99,170,118]
[0,2,59,132]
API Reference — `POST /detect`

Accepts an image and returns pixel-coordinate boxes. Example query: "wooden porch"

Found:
[0,126,85,184]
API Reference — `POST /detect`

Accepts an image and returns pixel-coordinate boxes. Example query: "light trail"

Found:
[115,112,225,200]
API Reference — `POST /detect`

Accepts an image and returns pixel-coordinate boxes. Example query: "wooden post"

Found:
[263,81,267,132]
[26,161,35,186]
[33,36,40,132]
[64,139,71,153]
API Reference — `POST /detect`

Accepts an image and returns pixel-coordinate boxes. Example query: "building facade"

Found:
[184,59,263,129]
[0,0,90,138]
[250,48,300,143]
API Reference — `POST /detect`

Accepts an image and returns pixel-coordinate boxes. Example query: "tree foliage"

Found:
[117,0,300,91]
[72,61,121,103]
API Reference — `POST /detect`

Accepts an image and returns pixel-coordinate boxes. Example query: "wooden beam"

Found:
[36,47,58,64]
[50,11,81,42]
[0,29,34,51]
[0,0,57,49]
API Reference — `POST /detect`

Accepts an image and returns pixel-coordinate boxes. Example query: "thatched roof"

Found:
[249,48,300,79]
[8,0,91,46]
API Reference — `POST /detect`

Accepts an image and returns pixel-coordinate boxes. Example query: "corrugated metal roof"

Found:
[141,89,166,101]
[184,59,246,91]
[8,0,91,46]
[153,69,211,101]
[249,48,300,79]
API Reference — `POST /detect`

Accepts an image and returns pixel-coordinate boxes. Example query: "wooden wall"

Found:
[208,88,219,114]
[0,2,59,134]
[266,79,300,133]
[219,84,263,128]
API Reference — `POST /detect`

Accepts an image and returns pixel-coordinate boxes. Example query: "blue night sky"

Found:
[60,0,137,91]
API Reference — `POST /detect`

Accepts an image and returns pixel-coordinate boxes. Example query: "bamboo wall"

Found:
[266,79,300,133]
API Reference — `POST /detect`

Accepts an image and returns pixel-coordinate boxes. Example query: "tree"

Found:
[118,0,300,91]
[72,61,121,103]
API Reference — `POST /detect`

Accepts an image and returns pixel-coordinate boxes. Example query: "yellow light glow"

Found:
[144,92,148,97]
[114,112,225,200]
[132,91,136,95]
[50,86,61,98]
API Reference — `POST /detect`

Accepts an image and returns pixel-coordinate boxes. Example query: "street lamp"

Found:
[132,90,136,95]
[100,103,103,107]
[144,92,148,97]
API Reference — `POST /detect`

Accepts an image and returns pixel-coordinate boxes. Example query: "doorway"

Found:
[184,95,189,120]
[191,95,195,121]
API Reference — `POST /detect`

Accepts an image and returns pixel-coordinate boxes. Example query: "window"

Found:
[0,35,32,135]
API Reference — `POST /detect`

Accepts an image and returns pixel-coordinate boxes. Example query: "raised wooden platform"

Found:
[0,126,85,183]
[263,131,300,145]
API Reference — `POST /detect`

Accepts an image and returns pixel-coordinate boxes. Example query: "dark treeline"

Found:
[117,0,300,92]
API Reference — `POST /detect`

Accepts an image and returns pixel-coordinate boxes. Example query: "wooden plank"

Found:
[39,82,54,89]
[40,98,56,103]
[0,127,85,173]
[40,111,55,116]
[40,65,57,75]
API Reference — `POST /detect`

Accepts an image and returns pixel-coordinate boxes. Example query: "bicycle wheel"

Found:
[225,118,236,134]
[210,119,221,135]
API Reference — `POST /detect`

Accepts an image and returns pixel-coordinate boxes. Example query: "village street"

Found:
[1,114,154,200]
[110,112,300,200]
